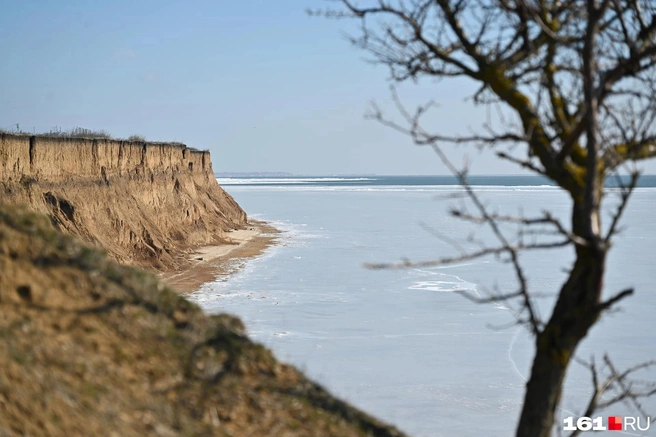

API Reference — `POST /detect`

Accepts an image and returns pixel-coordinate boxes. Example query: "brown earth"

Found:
[0,133,247,272]
[0,204,408,437]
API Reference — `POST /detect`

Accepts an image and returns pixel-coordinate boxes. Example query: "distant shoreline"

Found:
[214,174,656,188]
[216,172,293,177]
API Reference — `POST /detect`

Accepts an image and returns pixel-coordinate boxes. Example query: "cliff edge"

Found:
[0,204,407,437]
[0,133,247,270]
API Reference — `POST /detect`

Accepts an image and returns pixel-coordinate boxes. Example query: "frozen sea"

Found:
[191,176,656,437]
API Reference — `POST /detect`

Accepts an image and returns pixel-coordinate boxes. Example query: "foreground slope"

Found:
[0,205,407,437]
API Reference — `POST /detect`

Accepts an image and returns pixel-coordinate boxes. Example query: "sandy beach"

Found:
[162,220,280,293]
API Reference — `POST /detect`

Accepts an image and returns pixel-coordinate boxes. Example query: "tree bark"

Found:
[516,241,606,437]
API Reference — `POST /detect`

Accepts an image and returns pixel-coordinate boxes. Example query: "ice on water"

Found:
[191,176,656,437]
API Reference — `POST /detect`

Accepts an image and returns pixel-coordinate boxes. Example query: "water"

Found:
[192,176,656,437]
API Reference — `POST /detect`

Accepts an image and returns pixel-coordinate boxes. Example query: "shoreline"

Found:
[162,220,280,293]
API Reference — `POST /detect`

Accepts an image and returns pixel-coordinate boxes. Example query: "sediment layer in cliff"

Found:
[0,205,406,437]
[0,133,247,270]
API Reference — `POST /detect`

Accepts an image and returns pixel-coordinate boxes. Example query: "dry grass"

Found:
[0,204,408,437]
[1,127,149,142]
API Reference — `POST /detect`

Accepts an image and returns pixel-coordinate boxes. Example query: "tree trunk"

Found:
[515,245,606,437]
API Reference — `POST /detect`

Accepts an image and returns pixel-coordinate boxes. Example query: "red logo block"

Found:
[608,416,623,431]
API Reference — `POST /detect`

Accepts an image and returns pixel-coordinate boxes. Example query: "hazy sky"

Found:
[2,1,655,175]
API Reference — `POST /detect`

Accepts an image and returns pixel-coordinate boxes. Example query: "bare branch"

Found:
[598,288,634,311]
[605,171,640,242]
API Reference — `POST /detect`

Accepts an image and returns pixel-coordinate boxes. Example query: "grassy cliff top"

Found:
[0,130,207,153]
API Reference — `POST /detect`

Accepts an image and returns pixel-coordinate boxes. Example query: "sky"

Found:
[1,0,655,175]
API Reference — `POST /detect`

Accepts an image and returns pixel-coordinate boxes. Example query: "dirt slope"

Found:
[0,205,407,437]
[0,133,247,271]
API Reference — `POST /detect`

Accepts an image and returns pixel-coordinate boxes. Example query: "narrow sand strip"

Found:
[162,221,280,293]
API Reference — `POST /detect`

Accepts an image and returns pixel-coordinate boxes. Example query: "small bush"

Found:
[127,134,146,142]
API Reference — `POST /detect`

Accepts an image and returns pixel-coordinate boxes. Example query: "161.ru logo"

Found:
[563,416,651,432]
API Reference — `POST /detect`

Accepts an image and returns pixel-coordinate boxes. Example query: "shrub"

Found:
[127,134,147,142]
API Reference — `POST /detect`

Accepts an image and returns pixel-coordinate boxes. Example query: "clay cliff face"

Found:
[0,133,247,270]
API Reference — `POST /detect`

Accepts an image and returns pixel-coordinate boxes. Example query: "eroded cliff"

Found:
[0,133,247,270]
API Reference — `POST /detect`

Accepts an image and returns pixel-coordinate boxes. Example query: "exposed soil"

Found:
[0,134,248,272]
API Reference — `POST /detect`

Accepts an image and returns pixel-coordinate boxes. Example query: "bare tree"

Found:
[312,1,656,436]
